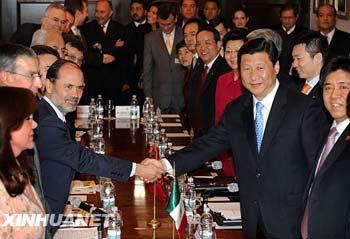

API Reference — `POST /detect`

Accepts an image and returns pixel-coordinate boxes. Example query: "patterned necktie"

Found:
[301,83,311,95]
[300,127,338,239]
[193,66,209,131]
[255,101,264,152]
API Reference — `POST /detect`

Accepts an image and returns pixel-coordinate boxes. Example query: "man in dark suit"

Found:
[273,3,306,75]
[316,4,350,60]
[81,0,126,103]
[123,0,152,103]
[143,2,184,114]
[187,27,230,136]
[291,31,328,102]
[144,38,329,238]
[10,3,66,47]
[34,59,164,233]
[300,56,350,239]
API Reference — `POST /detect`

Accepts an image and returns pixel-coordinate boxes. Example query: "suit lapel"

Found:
[317,124,350,177]
[202,56,221,92]
[242,94,259,163]
[259,84,288,159]
[159,30,170,56]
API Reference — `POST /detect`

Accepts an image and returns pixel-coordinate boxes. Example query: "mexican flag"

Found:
[166,176,187,239]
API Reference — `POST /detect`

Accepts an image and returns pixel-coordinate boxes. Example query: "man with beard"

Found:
[81,0,126,103]
[123,0,152,103]
[34,59,165,233]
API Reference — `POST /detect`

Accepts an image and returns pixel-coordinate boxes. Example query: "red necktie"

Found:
[193,66,208,132]
[300,127,338,239]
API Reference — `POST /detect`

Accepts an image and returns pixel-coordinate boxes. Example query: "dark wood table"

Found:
[80,117,244,239]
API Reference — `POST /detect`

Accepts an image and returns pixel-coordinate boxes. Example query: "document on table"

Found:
[160,122,182,127]
[53,227,98,239]
[161,114,180,118]
[166,131,190,137]
[69,180,97,194]
[208,202,241,220]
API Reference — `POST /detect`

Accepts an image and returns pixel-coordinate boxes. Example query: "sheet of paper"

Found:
[166,132,190,137]
[160,122,182,127]
[173,146,185,151]
[54,226,98,239]
[208,202,241,220]
[161,114,180,118]
[70,180,97,194]
[207,197,230,202]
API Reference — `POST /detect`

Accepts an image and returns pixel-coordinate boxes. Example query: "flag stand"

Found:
[172,161,176,239]
[148,182,161,229]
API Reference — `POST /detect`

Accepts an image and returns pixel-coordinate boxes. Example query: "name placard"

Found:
[115,106,140,118]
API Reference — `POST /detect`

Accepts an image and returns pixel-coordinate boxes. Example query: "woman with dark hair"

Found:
[215,29,246,177]
[0,87,45,238]
[147,2,159,31]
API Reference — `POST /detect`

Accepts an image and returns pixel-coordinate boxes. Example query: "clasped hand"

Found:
[135,158,166,183]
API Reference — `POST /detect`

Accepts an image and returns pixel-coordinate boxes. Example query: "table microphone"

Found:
[71,197,107,216]
[206,161,223,170]
[196,182,239,192]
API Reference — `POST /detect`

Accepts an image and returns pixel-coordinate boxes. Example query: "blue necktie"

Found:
[255,102,264,152]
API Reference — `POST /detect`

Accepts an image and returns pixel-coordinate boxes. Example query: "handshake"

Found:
[135,158,168,183]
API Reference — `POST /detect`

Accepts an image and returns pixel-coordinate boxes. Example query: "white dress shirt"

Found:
[304,75,320,95]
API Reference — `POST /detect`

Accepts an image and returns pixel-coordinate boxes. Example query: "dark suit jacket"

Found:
[81,19,125,103]
[34,99,132,221]
[9,23,41,47]
[143,26,185,113]
[188,56,231,135]
[123,21,152,88]
[303,123,350,239]
[327,28,350,60]
[168,83,329,238]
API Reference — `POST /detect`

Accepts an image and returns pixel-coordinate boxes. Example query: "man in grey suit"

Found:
[143,2,185,114]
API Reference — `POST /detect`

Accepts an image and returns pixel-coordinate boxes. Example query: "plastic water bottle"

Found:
[96,95,104,121]
[130,95,138,120]
[89,98,96,122]
[101,181,115,211]
[107,206,122,239]
[183,176,195,213]
[200,204,214,239]
[142,97,150,116]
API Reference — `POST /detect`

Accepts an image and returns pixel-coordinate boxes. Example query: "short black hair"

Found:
[233,7,249,18]
[183,18,205,31]
[46,59,80,84]
[204,0,221,9]
[316,3,337,16]
[64,0,86,14]
[31,45,60,58]
[280,3,298,16]
[209,17,229,30]
[320,56,350,86]
[175,40,187,54]
[292,31,328,63]
[238,38,279,67]
[157,2,178,20]
[130,0,147,9]
[197,26,221,43]
[222,29,246,50]
[63,33,85,52]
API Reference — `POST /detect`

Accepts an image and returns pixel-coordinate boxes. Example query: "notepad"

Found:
[173,146,185,151]
[208,202,241,220]
[70,180,97,194]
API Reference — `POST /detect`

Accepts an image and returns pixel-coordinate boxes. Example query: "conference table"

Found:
[78,116,244,239]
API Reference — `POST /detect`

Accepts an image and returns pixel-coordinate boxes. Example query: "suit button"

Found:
[256,173,261,178]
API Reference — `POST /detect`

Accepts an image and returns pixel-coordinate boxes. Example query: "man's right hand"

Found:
[135,162,165,183]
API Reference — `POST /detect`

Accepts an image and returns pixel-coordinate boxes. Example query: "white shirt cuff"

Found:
[130,162,136,177]
[161,158,173,175]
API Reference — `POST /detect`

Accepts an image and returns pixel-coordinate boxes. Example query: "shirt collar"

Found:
[102,19,110,29]
[162,27,175,39]
[205,53,220,71]
[253,79,280,112]
[306,75,320,89]
[282,25,296,35]
[43,96,66,123]
[134,19,146,27]
[321,28,335,45]
[331,118,350,141]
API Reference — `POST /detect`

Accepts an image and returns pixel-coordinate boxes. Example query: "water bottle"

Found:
[101,180,115,211]
[107,206,122,239]
[183,176,195,213]
[96,95,104,121]
[89,98,96,123]
[200,204,214,239]
[142,97,150,116]
[130,95,138,120]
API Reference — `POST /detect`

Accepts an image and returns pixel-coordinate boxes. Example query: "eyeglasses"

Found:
[7,71,42,81]
[44,16,66,26]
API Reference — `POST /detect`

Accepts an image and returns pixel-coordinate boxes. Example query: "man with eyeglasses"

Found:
[0,43,52,239]
[10,3,66,47]
[63,34,84,67]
